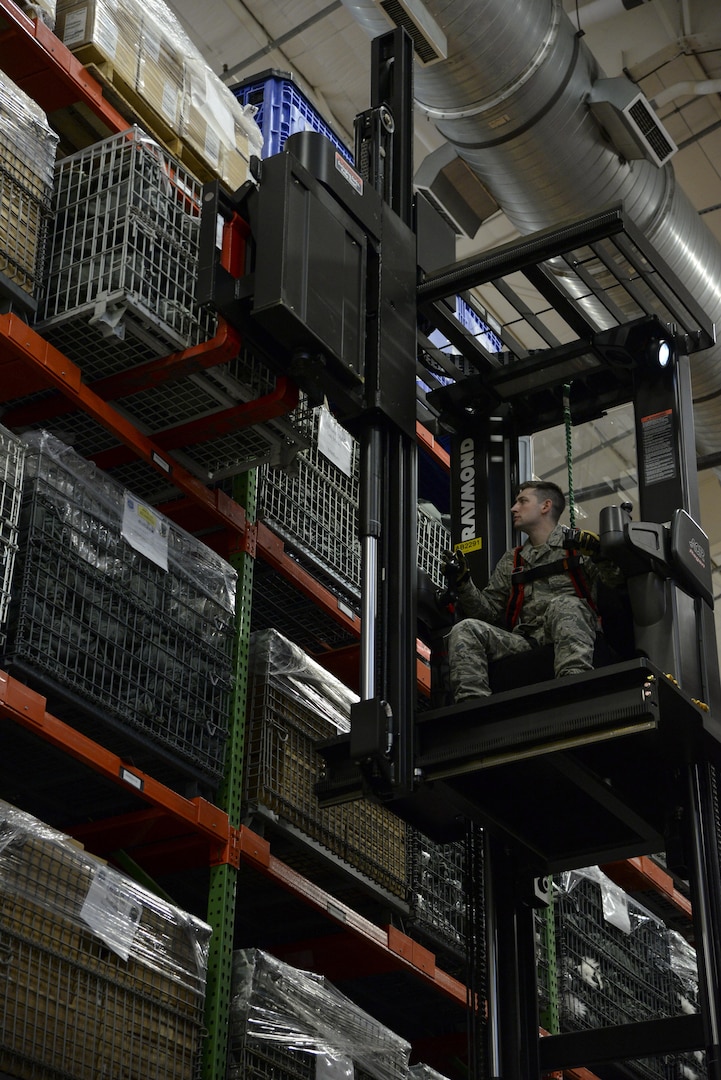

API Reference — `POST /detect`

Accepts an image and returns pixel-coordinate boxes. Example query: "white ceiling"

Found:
[162,0,721,644]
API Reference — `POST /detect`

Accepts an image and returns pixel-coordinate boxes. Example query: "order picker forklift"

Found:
[198,27,721,1080]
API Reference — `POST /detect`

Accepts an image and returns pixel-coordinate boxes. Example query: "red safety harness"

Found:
[505,547,599,631]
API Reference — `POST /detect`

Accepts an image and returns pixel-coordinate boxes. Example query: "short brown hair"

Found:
[517,480,565,522]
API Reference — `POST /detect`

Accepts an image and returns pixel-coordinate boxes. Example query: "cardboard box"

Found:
[55,0,141,91]
[136,15,185,131]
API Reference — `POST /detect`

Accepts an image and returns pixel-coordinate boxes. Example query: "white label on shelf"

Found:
[121,493,169,571]
[80,866,142,962]
[317,407,353,477]
[62,7,88,46]
[316,1053,354,1080]
[120,767,144,791]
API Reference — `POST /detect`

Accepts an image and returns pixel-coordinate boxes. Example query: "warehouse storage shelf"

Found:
[601,857,693,938]
[0,665,234,864]
[0,10,699,1080]
[0,0,128,141]
[0,317,376,678]
[0,311,436,694]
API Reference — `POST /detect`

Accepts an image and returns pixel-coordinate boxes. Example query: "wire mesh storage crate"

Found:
[2,431,237,792]
[555,866,675,1080]
[231,69,353,162]
[36,127,215,377]
[0,426,26,649]
[246,629,407,898]
[536,895,559,1034]
[0,70,58,307]
[9,345,311,508]
[258,408,451,607]
[407,831,467,962]
[0,799,211,1080]
[251,559,359,654]
[228,949,410,1080]
[666,930,707,1080]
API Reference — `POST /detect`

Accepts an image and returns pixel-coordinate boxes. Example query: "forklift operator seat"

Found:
[417,567,636,703]
[487,579,637,694]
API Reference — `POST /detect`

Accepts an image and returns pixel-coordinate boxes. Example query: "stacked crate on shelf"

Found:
[17,345,313,509]
[0,69,58,310]
[249,558,359,657]
[246,628,407,900]
[257,406,451,611]
[53,0,261,189]
[407,831,467,966]
[228,948,411,1080]
[35,126,215,375]
[2,430,237,794]
[555,865,675,1080]
[0,799,211,1080]
[231,68,354,162]
[667,930,706,1080]
[0,426,26,649]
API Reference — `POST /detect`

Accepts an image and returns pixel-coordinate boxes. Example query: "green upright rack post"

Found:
[202,470,257,1080]
[537,881,559,1037]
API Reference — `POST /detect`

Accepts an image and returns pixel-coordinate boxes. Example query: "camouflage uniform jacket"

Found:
[455,524,623,643]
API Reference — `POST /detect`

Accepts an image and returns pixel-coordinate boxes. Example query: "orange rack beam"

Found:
[0,0,128,133]
[1,316,244,428]
[0,313,246,534]
[0,669,234,866]
[602,855,693,924]
[237,824,469,1006]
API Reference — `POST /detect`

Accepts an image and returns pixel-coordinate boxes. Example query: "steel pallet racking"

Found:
[0,4,698,1077]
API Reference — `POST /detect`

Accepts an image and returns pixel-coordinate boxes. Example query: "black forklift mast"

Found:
[197,28,420,799]
[197,29,721,1080]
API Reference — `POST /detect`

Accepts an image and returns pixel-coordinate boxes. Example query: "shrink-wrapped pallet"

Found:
[0,799,211,1079]
[0,70,58,304]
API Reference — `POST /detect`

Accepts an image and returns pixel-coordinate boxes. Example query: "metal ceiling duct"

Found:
[340,0,721,458]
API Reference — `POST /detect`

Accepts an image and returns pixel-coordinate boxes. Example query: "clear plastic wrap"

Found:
[22,429,236,614]
[0,799,211,1077]
[0,70,58,298]
[410,1066,454,1080]
[11,0,56,30]
[55,0,262,191]
[229,948,411,1080]
[667,930,706,1079]
[555,865,675,1039]
[246,629,408,897]
[0,425,25,647]
[668,930,700,1009]
[3,430,236,786]
[251,626,358,733]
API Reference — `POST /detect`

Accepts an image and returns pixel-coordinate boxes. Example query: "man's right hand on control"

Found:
[441,548,470,587]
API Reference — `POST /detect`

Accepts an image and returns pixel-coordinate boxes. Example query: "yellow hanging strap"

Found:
[563,382,575,528]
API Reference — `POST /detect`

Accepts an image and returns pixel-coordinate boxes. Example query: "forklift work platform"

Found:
[395,659,714,869]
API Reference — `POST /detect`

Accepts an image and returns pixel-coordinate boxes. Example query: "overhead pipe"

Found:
[340,0,721,457]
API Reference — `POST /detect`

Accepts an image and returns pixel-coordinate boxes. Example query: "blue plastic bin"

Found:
[231,69,353,162]
[455,296,503,352]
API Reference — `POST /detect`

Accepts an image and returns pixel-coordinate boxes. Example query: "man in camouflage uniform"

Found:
[443,480,623,702]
